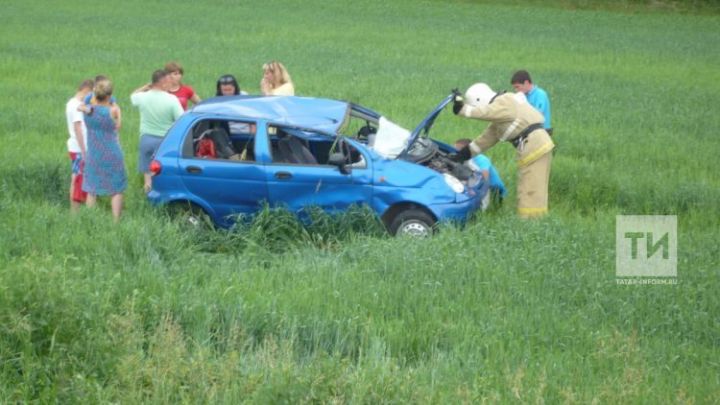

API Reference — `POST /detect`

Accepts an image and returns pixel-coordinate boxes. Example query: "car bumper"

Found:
[429,181,489,223]
[146,190,166,206]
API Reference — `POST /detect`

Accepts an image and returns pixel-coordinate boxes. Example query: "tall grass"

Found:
[1,0,719,402]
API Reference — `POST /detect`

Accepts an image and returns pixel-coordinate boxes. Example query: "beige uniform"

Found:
[459,93,555,218]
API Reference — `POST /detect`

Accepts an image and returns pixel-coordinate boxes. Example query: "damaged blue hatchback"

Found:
[147,94,488,236]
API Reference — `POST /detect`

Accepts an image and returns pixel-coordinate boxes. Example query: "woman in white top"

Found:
[260,61,295,96]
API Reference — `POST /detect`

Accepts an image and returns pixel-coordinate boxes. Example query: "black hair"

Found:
[216,74,240,96]
[151,69,167,84]
[511,70,533,85]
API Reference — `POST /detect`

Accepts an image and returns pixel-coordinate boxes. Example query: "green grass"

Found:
[1,0,719,402]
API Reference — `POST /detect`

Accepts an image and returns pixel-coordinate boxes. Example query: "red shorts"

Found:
[69,152,87,203]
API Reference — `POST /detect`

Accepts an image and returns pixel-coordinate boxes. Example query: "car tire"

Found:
[389,209,436,237]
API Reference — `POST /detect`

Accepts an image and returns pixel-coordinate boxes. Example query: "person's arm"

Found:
[472,126,500,154]
[110,104,121,131]
[73,121,86,158]
[460,97,513,122]
[539,92,551,128]
[171,98,184,121]
[113,103,122,130]
[132,83,152,94]
[190,92,201,105]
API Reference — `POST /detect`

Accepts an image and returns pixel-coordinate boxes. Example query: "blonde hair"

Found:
[93,79,113,102]
[262,61,292,88]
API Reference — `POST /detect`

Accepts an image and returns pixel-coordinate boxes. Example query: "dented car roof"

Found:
[191,95,349,134]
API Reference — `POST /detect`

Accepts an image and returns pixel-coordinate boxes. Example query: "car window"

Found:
[268,125,365,168]
[183,119,257,162]
[338,108,381,148]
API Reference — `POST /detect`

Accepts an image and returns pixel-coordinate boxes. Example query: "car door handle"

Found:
[186,166,203,174]
[274,171,292,180]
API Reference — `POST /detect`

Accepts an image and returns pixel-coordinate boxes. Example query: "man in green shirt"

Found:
[131,69,184,192]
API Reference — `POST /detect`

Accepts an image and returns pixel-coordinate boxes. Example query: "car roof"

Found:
[191,95,350,134]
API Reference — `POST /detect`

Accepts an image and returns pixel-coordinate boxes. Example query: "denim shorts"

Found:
[138,134,164,173]
[68,152,83,174]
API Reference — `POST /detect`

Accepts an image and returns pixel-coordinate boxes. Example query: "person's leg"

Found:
[144,173,152,193]
[139,135,152,192]
[111,193,123,223]
[69,152,84,212]
[139,134,162,193]
[86,193,97,208]
[70,173,81,212]
[517,152,551,219]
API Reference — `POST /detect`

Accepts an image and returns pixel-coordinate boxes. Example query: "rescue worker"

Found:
[451,83,554,218]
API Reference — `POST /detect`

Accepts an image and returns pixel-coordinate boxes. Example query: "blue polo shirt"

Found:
[526,86,551,129]
[469,154,507,197]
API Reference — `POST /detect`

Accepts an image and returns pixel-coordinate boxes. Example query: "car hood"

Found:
[193,96,349,134]
[371,94,453,159]
[399,94,453,158]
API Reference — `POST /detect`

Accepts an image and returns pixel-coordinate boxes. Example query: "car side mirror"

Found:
[328,153,351,175]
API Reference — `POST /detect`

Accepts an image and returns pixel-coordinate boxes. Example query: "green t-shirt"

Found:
[130,89,184,137]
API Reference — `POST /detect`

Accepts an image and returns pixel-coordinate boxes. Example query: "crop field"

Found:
[1,0,719,402]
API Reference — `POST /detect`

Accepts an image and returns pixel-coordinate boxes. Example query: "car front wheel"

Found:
[389,209,436,237]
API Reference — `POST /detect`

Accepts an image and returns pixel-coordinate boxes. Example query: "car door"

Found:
[178,118,268,225]
[264,127,372,214]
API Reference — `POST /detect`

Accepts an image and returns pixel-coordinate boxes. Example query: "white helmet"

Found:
[464,83,496,107]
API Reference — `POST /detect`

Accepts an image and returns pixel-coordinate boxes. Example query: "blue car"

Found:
[147,94,488,236]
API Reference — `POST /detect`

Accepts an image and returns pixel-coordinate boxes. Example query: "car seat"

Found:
[277,135,317,164]
[195,128,237,159]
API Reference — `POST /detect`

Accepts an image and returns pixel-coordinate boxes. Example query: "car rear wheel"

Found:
[389,209,436,237]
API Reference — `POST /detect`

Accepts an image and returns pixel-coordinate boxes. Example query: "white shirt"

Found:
[65,97,87,153]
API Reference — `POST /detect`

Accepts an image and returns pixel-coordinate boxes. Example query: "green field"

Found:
[1,0,719,402]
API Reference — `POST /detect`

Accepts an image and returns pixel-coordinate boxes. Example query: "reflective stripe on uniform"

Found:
[500,118,520,141]
[517,140,554,167]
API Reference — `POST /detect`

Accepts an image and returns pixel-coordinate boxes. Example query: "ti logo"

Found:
[616,215,677,279]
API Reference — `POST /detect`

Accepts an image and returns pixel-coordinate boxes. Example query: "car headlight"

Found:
[466,171,481,188]
[443,173,465,194]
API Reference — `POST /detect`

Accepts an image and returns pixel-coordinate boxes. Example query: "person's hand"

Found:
[77,104,91,114]
[260,78,271,95]
[451,88,463,101]
[451,88,464,115]
[450,144,472,163]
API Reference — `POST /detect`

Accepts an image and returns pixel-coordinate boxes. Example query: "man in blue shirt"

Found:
[455,138,507,207]
[511,70,552,136]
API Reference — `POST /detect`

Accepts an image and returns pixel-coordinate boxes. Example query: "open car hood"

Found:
[398,94,454,159]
